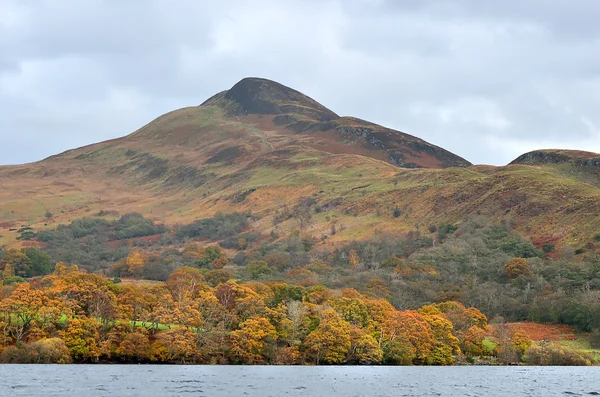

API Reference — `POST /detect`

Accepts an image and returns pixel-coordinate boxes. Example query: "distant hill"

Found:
[0,78,599,253]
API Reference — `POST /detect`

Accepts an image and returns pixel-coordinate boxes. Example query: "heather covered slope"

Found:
[0,78,599,253]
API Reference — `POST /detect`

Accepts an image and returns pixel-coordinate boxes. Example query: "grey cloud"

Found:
[1,0,599,166]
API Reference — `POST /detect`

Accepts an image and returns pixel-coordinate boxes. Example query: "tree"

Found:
[493,319,518,364]
[348,249,360,268]
[2,249,32,278]
[385,310,434,364]
[382,335,416,365]
[21,247,54,277]
[125,252,146,278]
[366,278,390,299]
[461,326,487,357]
[294,200,313,230]
[197,246,224,268]
[504,258,532,278]
[264,253,291,272]
[511,330,532,357]
[211,257,230,270]
[204,269,232,287]
[330,297,370,328]
[118,331,151,362]
[61,318,101,362]
[229,317,277,363]
[118,286,150,329]
[151,328,199,364]
[246,260,272,279]
[305,308,351,364]
[347,326,383,364]
[0,283,61,344]
[166,267,205,303]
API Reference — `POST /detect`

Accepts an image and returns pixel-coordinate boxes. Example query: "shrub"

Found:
[176,212,250,240]
[542,244,555,253]
[0,339,72,364]
[504,258,532,278]
[589,329,600,349]
[246,260,272,279]
[523,342,593,366]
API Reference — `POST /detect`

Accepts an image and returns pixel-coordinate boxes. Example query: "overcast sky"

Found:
[1,0,600,166]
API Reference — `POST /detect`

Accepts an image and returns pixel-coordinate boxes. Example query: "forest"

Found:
[1,212,599,365]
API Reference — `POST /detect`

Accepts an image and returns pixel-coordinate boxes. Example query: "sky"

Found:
[1,0,600,166]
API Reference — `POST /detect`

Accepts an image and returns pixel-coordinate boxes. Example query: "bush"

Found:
[176,212,250,240]
[523,343,593,366]
[246,260,272,279]
[589,329,600,349]
[0,339,72,364]
[542,244,555,253]
[504,258,532,278]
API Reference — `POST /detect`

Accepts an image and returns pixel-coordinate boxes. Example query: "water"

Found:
[0,365,599,396]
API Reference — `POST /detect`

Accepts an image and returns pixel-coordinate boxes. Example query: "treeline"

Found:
[7,212,251,272]
[0,265,563,365]
[4,212,600,348]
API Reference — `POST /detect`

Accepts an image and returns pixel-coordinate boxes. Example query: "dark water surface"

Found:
[1,365,599,396]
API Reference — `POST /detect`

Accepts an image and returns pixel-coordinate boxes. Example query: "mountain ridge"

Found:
[0,77,599,253]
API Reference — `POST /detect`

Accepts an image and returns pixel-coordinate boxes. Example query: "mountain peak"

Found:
[202,77,339,122]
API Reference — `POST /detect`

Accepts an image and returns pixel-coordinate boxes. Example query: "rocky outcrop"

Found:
[510,150,600,168]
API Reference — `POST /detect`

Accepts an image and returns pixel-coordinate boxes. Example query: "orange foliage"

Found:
[503,322,578,341]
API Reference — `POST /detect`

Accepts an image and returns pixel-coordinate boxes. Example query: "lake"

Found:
[1,365,599,396]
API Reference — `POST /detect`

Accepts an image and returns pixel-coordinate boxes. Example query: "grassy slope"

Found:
[1,107,599,253]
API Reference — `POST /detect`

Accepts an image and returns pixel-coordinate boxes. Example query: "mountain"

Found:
[0,78,599,254]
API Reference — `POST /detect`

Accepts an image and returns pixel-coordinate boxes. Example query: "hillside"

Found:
[2,78,600,366]
[0,78,599,255]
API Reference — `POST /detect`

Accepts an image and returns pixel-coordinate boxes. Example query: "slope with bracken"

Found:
[0,78,599,253]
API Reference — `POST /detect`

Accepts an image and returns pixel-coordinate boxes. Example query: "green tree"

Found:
[246,260,272,279]
[21,247,54,276]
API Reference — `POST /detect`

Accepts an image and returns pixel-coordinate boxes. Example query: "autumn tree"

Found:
[511,330,532,357]
[330,297,370,328]
[211,257,230,270]
[504,258,532,278]
[118,285,151,329]
[204,269,232,287]
[61,318,101,362]
[385,310,434,364]
[347,325,383,364]
[461,326,487,357]
[348,249,360,269]
[246,260,272,279]
[0,283,61,344]
[305,308,351,364]
[366,278,391,299]
[117,330,151,362]
[166,266,205,303]
[151,328,199,364]
[229,317,277,363]
[2,249,31,278]
[125,252,146,279]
